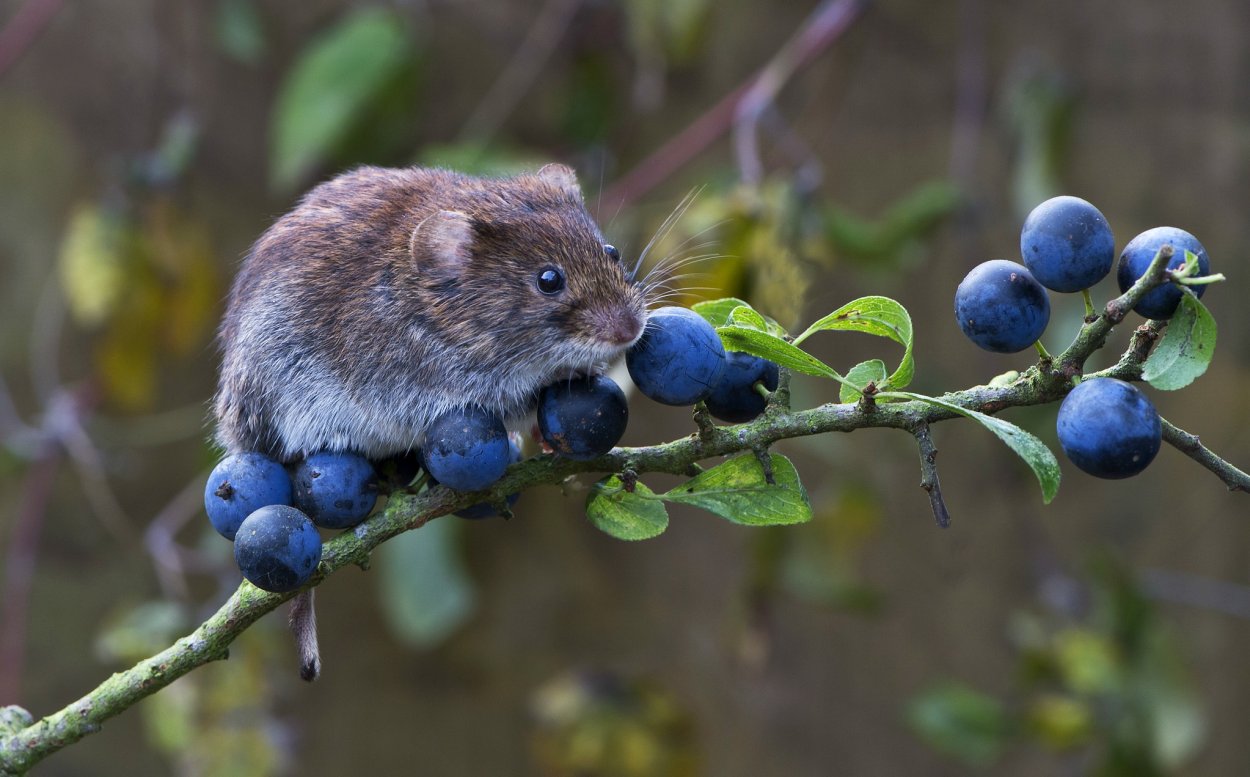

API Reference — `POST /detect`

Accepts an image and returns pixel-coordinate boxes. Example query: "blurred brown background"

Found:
[2,0,1249,774]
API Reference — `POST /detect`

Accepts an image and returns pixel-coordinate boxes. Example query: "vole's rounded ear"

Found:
[536,163,582,200]
[411,210,474,269]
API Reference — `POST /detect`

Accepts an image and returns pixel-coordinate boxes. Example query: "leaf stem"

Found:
[1175,273,1226,286]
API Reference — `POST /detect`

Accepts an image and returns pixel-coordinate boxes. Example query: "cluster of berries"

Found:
[204,451,376,593]
[205,306,780,593]
[625,306,779,421]
[954,195,1213,480]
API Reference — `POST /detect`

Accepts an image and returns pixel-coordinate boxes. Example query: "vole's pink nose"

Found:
[604,309,644,346]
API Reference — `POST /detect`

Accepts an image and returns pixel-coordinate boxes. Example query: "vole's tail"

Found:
[288,589,320,682]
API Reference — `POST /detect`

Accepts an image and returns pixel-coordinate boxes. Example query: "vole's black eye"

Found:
[603,244,621,263]
[537,266,565,295]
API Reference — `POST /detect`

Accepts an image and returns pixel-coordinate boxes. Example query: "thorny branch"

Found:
[912,422,949,528]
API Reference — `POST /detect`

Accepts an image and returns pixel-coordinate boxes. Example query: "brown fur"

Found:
[214,164,646,461]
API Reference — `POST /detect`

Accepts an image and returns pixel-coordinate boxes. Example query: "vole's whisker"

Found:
[650,253,726,277]
[642,272,713,296]
[631,186,703,281]
[641,270,710,299]
[643,242,721,280]
[648,219,730,272]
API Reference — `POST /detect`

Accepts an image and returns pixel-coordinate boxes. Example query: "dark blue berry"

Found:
[204,452,292,541]
[456,439,522,519]
[538,375,629,460]
[233,505,322,593]
[1020,196,1115,293]
[292,451,378,529]
[705,352,779,423]
[1056,378,1161,479]
[371,450,423,491]
[954,260,1051,353]
[1116,226,1210,320]
[626,306,726,405]
[423,407,511,491]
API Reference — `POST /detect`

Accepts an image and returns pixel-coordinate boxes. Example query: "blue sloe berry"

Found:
[954,260,1051,353]
[626,306,726,405]
[1056,378,1161,479]
[233,504,322,593]
[204,452,292,541]
[423,407,511,492]
[1020,195,1115,292]
[456,438,523,519]
[705,352,779,423]
[292,451,378,529]
[538,374,629,460]
[371,450,423,491]
[1116,226,1210,320]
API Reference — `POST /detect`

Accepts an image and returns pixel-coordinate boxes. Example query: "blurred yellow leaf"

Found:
[531,671,698,777]
[143,678,196,754]
[1053,628,1121,695]
[144,201,221,354]
[96,279,163,410]
[58,205,129,326]
[637,180,815,328]
[1027,694,1093,750]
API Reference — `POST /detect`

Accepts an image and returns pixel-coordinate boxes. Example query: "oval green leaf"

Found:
[692,297,753,327]
[793,296,915,390]
[586,476,669,540]
[1142,291,1216,391]
[716,326,848,385]
[270,9,411,191]
[729,305,769,331]
[376,519,476,648]
[840,359,888,403]
[663,453,811,526]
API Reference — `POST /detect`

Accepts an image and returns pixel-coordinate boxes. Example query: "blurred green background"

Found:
[2,0,1249,774]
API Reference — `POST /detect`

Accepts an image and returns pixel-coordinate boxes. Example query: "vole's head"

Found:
[409,164,647,378]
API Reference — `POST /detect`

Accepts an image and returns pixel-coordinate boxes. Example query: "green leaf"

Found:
[1005,68,1074,220]
[885,391,1060,503]
[1142,291,1216,391]
[729,305,769,331]
[716,326,846,384]
[1181,248,1200,276]
[793,296,915,390]
[586,477,669,540]
[376,519,476,648]
[94,601,188,663]
[907,682,1011,767]
[825,180,960,267]
[215,0,266,66]
[693,297,788,336]
[270,9,411,190]
[663,453,811,526]
[692,297,753,327]
[840,359,887,403]
[624,0,712,65]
